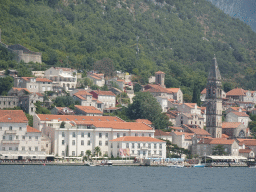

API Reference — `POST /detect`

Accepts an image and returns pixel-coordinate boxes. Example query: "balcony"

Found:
[141,146,148,150]
[2,140,20,144]
[5,130,17,134]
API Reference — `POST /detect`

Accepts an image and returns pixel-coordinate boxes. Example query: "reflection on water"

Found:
[0,165,255,192]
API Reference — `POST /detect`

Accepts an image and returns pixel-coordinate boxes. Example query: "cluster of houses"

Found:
[0,55,256,162]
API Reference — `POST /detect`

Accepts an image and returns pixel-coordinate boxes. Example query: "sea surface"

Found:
[0,165,255,192]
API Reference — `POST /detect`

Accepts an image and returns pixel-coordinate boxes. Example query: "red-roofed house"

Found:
[226,111,251,128]
[74,105,103,116]
[51,107,74,115]
[239,148,255,158]
[237,139,256,155]
[154,129,172,142]
[87,73,105,87]
[222,122,248,138]
[171,132,194,149]
[135,119,152,126]
[90,90,116,109]
[109,136,166,159]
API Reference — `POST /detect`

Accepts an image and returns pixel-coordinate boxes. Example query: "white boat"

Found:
[167,164,184,168]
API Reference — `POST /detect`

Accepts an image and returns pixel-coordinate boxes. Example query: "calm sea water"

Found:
[0,165,255,192]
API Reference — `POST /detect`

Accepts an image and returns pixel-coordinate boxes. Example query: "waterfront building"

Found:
[109,136,166,159]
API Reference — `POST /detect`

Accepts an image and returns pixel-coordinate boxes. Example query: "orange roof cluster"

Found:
[90,90,116,96]
[74,90,92,96]
[12,87,31,93]
[184,103,197,108]
[36,78,52,82]
[27,126,41,133]
[166,88,180,93]
[110,136,165,142]
[144,84,168,93]
[226,88,246,96]
[37,114,123,122]
[186,127,211,136]
[75,121,153,130]
[89,73,103,80]
[222,122,242,129]
[237,139,256,146]
[135,119,152,125]
[239,148,252,153]
[230,112,249,117]
[229,107,246,112]
[155,129,171,136]
[21,77,33,81]
[75,105,102,114]
[36,93,43,97]
[0,110,28,123]
[166,110,179,119]
[198,138,235,145]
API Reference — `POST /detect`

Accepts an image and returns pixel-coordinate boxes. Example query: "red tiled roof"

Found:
[110,136,165,142]
[198,138,235,145]
[89,73,103,80]
[229,107,246,112]
[74,90,92,96]
[136,119,152,125]
[173,132,194,139]
[186,127,211,136]
[36,114,123,122]
[155,129,171,136]
[184,103,197,108]
[75,105,103,114]
[230,112,249,117]
[36,93,43,97]
[237,139,256,146]
[12,87,31,93]
[90,90,116,96]
[36,78,52,82]
[75,121,153,130]
[27,126,41,133]
[239,148,252,153]
[155,71,165,74]
[171,127,184,130]
[21,77,33,81]
[0,110,28,123]
[222,122,242,129]
[201,88,206,94]
[222,134,229,138]
[144,84,168,93]
[226,88,246,96]
[166,88,180,93]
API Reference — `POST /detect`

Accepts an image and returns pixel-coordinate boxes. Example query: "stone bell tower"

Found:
[206,56,223,138]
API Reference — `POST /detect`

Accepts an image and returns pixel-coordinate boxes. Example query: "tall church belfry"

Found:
[206,56,223,138]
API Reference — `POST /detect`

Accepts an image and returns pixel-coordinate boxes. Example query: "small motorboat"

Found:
[192,164,205,168]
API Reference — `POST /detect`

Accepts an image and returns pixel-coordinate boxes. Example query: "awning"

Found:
[207,156,247,160]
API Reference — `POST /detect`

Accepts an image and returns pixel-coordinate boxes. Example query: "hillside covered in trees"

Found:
[1,0,256,99]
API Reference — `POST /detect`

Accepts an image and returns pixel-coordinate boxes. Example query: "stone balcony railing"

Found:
[1,140,20,144]
[5,130,17,134]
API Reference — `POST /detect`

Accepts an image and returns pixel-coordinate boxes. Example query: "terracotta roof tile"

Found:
[186,127,211,135]
[201,88,206,94]
[222,122,242,129]
[75,105,102,114]
[110,136,165,142]
[12,87,31,93]
[222,134,229,138]
[173,132,194,139]
[21,77,33,81]
[226,88,246,96]
[155,129,171,136]
[155,71,165,74]
[171,127,184,130]
[74,90,92,96]
[237,139,256,146]
[27,125,41,133]
[198,138,235,145]
[136,119,152,125]
[166,88,180,93]
[0,110,28,123]
[230,112,249,117]
[229,107,246,112]
[90,90,116,96]
[36,78,52,82]
[239,148,252,153]
[36,93,43,97]
[144,84,168,93]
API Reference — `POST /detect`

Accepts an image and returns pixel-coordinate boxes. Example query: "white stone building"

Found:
[171,132,194,149]
[226,111,251,128]
[90,90,116,109]
[109,136,166,159]
[44,67,77,91]
[87,73,105,87]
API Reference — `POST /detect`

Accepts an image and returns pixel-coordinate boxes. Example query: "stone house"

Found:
[14,77,53,93]
[182,125,211,138]
[226,111,251,128]
[87,73,105,87]
[154,129,172,142]
[44,67,77,91]
[90,90,116,109]
[171,132,194,149]
[237,139,256,155]
[106,77,125,91]
[175,113,205,129]
[222,122,248,138]
[51,107,74,115]
[225,107,246,114]
[166,88,183,103]
[177,103,201,115]
[239,148,255,159]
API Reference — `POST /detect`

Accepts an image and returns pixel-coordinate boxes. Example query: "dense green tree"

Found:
[192,85,201,106]
[94,146,101,157]
[86,150,92,160]
[212,145,227,155]
[0,76,14,95]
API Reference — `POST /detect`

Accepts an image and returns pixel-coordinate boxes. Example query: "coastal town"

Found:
[0,44,256,167]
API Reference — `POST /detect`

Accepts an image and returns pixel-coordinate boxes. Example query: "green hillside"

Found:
[1,0,256,98]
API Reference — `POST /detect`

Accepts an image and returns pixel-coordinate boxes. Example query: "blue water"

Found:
[0,166,255,192]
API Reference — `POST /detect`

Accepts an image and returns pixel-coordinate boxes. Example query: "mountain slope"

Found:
[1,0,256,99]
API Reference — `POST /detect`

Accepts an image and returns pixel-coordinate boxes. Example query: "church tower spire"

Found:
[206,55,223,138]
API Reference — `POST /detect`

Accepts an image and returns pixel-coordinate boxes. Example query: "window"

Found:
[117,133,120,138]
[126,143,129,148]
[22,136,25,140]
[16,136,19,140]
[99,141,102,146]
[2,147,5,151]
[35,136,38,140]
[62,151,65,156]
[81,140,84,145]
[154,151,156,154]
[117,143,119,148]
[62,140,65,145]
[105,133,108,138]
[132,143,134,148]
[159,144,162,149]
[35,147,38,151]
[9,147,12,151]
[19,127,22,131]
[159,151,162,156]
[81,151,84,156]
[148,150,151,155]
[143,151,146,156]
[2,135,5,140]
[132,150,134,154]
[123,133,126,137]
[29,147,32,151]
[81,132,84,138]
[9,135,12,140]
[148,144,151,149]
[72,132,75,137]
[29,136,32,140]
[9,126,12,130]
[22,146,25,151]
[72,140,75,145]
[15,147,18,151]
[62,132,65,137]
[99,133,102,138]
[137,151,140,155]
[88,133,90,138]
[142,133,144,137]
[105,141,108,146]
[72,151,75,156]
[111,143,113,148]
[154,144,157,149]
[135,133,138,136]
[138,143,141,148]
[87,141,90,146]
